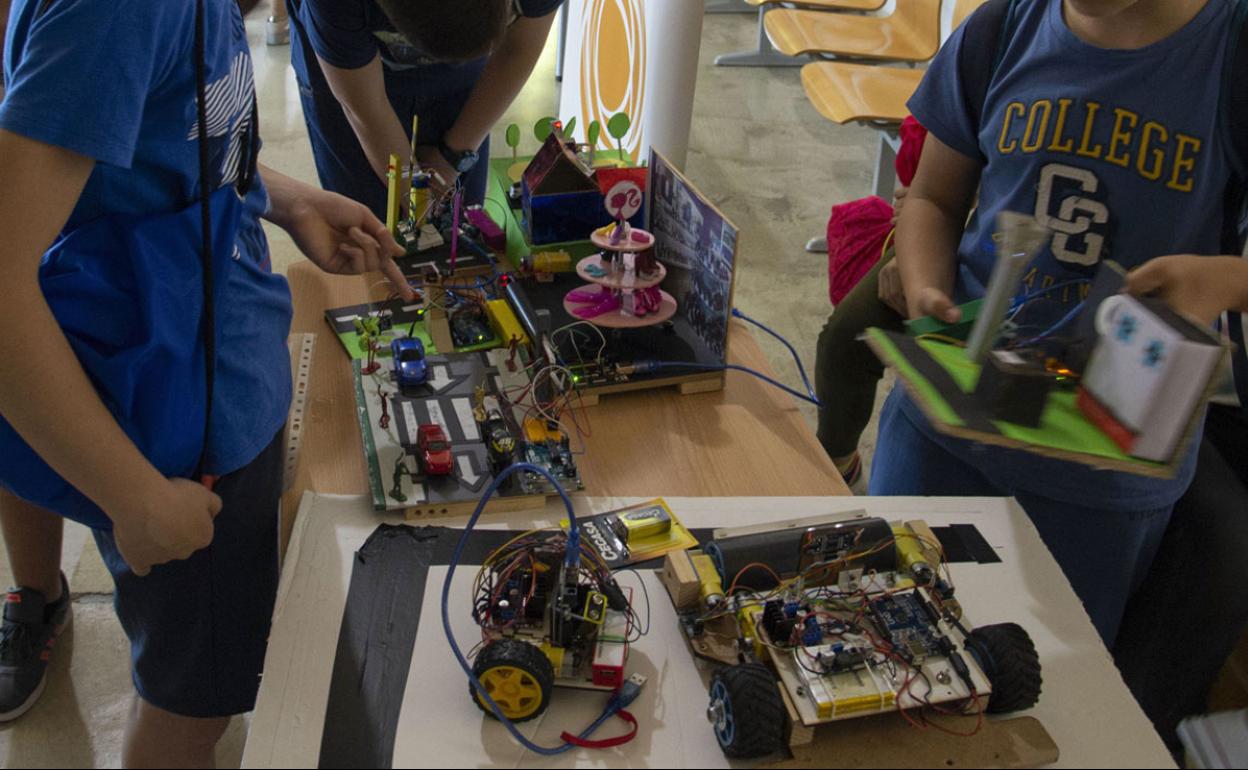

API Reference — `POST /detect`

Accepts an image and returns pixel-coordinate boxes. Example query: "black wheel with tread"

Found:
[707,664,790,759]
[470,638,555,723]
[967,622,1042,714]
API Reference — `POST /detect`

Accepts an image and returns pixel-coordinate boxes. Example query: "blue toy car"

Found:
[391,337,428,390]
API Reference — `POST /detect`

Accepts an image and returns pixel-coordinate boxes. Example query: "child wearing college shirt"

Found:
[0,0,411,764]
[874,0,1245,645]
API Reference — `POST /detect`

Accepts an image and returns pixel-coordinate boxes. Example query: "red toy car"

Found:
[417,423,454,476]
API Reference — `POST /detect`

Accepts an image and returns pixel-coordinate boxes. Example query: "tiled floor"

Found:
[0,7,888,767]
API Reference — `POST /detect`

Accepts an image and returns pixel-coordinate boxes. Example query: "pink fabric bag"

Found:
[826,117,928,305]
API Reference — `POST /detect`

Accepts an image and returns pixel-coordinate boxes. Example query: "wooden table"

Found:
[282,260,848,542]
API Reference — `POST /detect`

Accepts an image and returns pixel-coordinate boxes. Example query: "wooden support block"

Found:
[574,371,726,407]
[425,302,454,353]
[662,550,702,610]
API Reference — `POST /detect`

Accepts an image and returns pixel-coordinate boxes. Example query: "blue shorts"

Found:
[92,430,283,718]
[869,388,1173,646]
[290,15,491,217]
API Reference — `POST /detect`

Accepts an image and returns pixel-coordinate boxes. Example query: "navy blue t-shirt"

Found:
[0,0,292,490]
[297,0,564,71]
[894,0,1238,510]
[911,0,1233,311]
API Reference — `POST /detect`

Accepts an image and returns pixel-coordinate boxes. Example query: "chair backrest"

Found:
[893,0,945,60]
[952,0,989,28]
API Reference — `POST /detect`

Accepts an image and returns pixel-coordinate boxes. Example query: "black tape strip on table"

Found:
[885,331,1001,436]
[317,521,999,767]
[318,525,437,770]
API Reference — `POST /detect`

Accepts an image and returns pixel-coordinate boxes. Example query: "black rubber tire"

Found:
[470,638,555,723]
[967,622,1043,714]
[708,664,790,759]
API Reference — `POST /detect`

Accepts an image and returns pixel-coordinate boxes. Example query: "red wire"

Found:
[559,708,638,749]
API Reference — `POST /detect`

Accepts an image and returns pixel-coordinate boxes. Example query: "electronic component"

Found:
[485,298,530,348]
[973,349,1056,427]
[607,505,672,544]
[706,517,895,591]
[591,604,630,688]
[869,594,942,663]
[517,440,582,495]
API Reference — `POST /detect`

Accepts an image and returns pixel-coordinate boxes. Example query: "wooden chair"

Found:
[715,0,889,68]
[797,0,986,250]
[763,0,942,64]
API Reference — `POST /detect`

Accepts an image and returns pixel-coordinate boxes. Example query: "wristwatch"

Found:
[437,140,479,174]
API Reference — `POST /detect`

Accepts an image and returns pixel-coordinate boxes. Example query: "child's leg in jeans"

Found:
[815,254,906,481]
[1011,490,1170,647]
[0,490,63,601]
[868,388,1003,496]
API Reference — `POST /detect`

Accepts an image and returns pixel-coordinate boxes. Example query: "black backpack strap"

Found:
[957,0,1017,162]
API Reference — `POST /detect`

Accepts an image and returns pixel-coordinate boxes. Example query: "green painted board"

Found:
[865,328,1176,477]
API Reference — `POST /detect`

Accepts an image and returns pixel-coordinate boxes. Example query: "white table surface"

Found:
[242,494,1175,769]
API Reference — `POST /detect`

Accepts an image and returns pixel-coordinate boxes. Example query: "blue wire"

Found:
[1004,279,1092,327]
[441,462,602,756]
[1007,279,1090,312]
[1011,299,1087,348]
[730,307,818,404]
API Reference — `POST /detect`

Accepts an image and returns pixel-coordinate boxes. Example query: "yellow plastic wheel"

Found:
[470,639,554,723]
[477,666,545,719]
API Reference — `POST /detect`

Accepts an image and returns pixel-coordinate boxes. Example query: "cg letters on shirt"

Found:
[994,97,1203,267]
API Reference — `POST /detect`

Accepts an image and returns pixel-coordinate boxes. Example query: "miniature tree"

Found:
[534,116,557,144]
[504,123,521,162]
[607,112,631,162]
[354,316,382,374]
[587,120,602,163]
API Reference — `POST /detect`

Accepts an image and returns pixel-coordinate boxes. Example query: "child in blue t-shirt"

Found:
[0,0,412,761]
[874,0,1243,644]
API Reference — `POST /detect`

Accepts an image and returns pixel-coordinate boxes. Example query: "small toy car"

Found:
[416,423,453,475]
[468,528,640,723]
[391,337,427,390]
[481,410,516,469]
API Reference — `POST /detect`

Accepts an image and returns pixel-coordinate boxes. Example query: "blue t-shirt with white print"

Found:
[0,0,292,501]
[895,0,1237,510]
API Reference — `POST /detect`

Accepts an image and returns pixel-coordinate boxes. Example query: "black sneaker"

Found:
[0,573,71,721]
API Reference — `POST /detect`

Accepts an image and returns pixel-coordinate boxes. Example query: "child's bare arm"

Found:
[1127,255,1248,326]
[895,133,981,321]
[441,12,557,163]
[260,163,415,300]
[316,54,413,189]
[0,129,221,575]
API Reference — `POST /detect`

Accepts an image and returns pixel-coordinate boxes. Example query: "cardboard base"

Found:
[865,328,1189,478]
[770,683,1059,769]
[576,371,725,406]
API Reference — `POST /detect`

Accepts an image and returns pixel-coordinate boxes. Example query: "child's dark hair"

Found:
[377,0,512,62]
